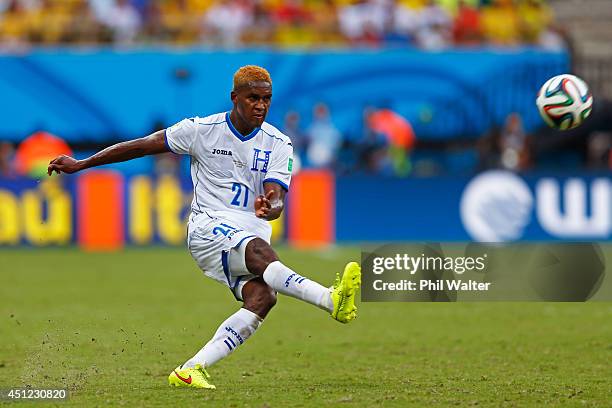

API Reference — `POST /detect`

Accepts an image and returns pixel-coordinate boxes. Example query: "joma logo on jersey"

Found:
[212,148,232,156]
[251,148,271,173]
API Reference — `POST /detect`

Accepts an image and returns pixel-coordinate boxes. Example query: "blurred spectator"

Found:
[160,0,200,45]
[338,0,365,43]
[453,0,481,45]
[392,1,420,45]
[306,103,342,168]
[368,108,415,150]
[499,113,531,171]
[415,0,452,50]
[357,108,394,175]
[480,0,520,46]
[0,141,15,177]
[281,110,306,174]
[14,131,73,178]
[202,0,253,48]
[37,0,77,44]
[368,108,415,175]
[69,0,106,44]
[242,1,274,45]
[89,0,112,22]
[338,0,390,47]
[139,0,163,41]
[537,24,566,51]
[273,0,309,25]
[518,0,553,44]
[282,110,307,158]
[101,0,141,44]
[273,0,316,48]
[310,0,343,46]
[0,0,29,45]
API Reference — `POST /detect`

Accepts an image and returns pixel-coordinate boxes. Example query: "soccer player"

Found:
[47,65,361,390]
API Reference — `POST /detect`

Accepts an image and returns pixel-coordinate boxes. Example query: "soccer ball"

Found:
[536,74,593,130]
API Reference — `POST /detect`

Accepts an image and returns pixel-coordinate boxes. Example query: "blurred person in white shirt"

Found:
[415,0,451,50]
[202,0,253,48]
[338,0,391,45]
[306,103,342,168]
[393,1,420,43]
[97,0,141,44]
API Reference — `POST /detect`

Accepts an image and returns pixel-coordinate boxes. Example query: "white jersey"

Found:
[165,112,293,241]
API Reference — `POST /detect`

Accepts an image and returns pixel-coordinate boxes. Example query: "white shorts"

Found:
[187,213,259,301]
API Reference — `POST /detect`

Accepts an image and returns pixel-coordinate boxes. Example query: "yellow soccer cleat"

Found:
[168,364,216,389]
[331,261,361,323]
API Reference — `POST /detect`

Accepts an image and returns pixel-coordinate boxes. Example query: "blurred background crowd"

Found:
[0,0,611,180]
[0,0,562,49]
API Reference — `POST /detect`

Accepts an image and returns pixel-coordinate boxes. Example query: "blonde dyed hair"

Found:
[233,65,272,90]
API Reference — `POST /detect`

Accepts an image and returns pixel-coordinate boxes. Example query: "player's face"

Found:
[233,82,272,129]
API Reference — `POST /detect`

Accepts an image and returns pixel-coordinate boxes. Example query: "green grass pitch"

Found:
[1,247,611,407]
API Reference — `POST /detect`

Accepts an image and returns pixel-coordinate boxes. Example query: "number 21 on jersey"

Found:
[231,182,249,207]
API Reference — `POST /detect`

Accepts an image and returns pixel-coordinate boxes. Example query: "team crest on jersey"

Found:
[251,148,271,173]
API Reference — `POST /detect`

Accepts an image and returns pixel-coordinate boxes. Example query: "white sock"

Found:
[183,308,261,368]
[262,261,333,312]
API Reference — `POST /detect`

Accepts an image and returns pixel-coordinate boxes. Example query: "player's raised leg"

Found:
[245,238,361,323]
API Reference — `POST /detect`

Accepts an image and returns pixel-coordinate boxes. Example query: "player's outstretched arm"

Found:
[255,183,286,221]
[47,130,169,176]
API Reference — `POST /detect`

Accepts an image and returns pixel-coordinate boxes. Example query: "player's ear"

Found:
[230,90,237,104]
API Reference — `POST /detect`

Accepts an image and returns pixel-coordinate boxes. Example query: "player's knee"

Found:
[245,238,279,276]
[261,288,277,310]
[244,285,277,318]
